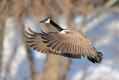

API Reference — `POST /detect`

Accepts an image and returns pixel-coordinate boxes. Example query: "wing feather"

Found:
[40,30,98,57]
[24,28,83,59]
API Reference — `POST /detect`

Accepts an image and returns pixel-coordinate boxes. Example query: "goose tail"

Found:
[87,52,103,63]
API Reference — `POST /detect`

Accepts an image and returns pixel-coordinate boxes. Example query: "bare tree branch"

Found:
[0,19,4,80]
[43,55,60,80]
[18,17,38,80]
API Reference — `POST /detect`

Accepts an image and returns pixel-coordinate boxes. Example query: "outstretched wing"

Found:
[24,27,56,54]
[24,28,82,58]
[40,30,98,57]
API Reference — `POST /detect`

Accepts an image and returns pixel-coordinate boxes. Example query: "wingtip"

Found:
[27,27,40,35]
[28,27,30,30]
[40,29,46,34]
[28,27,33,33]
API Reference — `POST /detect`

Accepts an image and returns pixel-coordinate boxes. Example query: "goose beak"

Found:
[40,20,44,23]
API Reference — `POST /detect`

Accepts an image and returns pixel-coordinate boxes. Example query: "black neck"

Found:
[50,20,64,31]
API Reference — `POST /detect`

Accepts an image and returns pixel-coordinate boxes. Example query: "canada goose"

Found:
[25,18,103,63]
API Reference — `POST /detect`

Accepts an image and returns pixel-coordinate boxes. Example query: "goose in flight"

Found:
[24,18,103,63]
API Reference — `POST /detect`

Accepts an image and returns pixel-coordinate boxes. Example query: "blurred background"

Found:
[0,0,119,80]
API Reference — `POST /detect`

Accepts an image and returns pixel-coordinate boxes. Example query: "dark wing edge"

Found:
[87,52,103,63]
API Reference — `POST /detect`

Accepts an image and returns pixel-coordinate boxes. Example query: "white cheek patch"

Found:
[45,19,50,23]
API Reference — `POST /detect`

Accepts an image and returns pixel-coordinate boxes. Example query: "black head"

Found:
[40,18,51,23]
